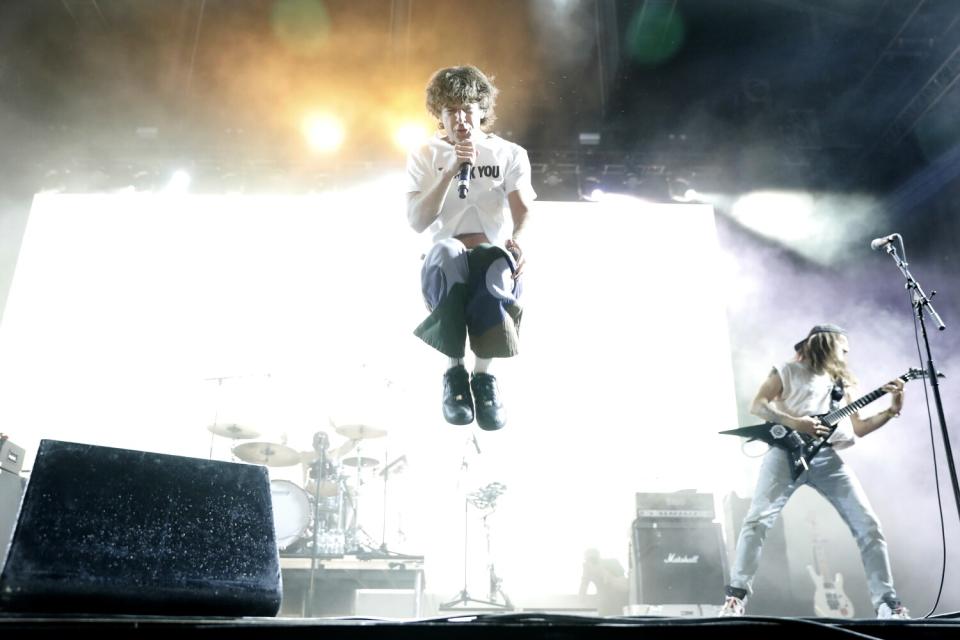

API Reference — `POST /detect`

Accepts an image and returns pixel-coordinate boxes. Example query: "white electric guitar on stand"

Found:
[806,518,854,618]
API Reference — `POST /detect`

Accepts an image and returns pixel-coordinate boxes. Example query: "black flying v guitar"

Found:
[720,368,931,480]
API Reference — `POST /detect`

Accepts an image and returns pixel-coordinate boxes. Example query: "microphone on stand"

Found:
[457,162,472,199]
[870,233,899,251]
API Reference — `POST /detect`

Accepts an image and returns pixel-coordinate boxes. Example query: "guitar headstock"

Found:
[900,367,928,382]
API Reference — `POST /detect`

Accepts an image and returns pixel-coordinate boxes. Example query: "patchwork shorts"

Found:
[414,238,522,359]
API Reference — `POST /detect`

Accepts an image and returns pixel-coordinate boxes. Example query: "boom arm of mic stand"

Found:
[885,243,946,330]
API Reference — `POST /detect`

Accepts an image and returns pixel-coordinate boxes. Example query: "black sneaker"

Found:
[442,365,474,425]
[471,372,507,431]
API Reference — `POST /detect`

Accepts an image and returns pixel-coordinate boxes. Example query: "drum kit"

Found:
[206,420,393,556]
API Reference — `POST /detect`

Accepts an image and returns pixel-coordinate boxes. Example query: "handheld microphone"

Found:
[870,233,899,251]
[457,162,471,199]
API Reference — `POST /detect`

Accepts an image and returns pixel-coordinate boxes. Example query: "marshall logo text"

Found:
[663,553,700,564]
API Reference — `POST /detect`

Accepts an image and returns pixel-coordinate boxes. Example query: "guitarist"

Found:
[719,324,909,619]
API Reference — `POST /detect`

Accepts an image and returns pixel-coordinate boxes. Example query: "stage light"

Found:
[578,132,601,146]
[588,188,605,202]
[730,191,816,242]
[164,170,191,193]
[393,122,430,152]
[668,177,699,203]
[302,114,345,153]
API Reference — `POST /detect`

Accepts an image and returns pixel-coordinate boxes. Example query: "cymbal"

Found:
[207,423,260,439]
[335,424,387,440]
[232,442,300,467]
[341,456,380,469]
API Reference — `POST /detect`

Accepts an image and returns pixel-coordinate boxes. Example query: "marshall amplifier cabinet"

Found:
[635,491,715,521]
[630,519,727,605]
[0,437,25,475]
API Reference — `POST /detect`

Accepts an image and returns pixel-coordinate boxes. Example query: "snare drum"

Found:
[270,479,311,550]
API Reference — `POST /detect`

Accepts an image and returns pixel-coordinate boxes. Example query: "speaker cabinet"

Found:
[630,520,727,605]
[0,439,282,616]
[0,469,24,566]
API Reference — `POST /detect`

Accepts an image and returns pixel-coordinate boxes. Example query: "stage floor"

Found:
[0,613,956,639]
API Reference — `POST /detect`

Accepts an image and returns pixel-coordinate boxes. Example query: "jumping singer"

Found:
[405,65,535,431]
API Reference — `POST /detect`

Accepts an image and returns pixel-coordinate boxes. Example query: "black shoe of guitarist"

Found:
[442,365,474,425]
[471,372,507,431]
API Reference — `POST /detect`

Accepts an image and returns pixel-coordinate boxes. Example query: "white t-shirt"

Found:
[405,132,537,247]
[774,360,856,449]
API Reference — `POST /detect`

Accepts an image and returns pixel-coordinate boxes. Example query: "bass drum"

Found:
[270,479,311,550]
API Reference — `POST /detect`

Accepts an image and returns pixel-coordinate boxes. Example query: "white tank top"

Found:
[775,360,856,449]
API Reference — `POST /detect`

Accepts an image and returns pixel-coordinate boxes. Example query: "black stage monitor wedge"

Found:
[0,439,282,616]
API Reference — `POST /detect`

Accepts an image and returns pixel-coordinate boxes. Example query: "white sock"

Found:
[474,358,492,375]
[447,357,464,370]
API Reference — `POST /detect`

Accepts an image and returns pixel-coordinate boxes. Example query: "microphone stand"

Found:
[439,438,511,612]
[880,240,958,525]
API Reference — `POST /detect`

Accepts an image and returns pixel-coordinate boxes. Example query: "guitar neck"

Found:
[822,384,892,425]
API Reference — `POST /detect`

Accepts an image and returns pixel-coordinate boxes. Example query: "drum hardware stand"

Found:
[376,453,408,556]
[344,438,380,554]
[204,374,238,459]
[202,373,269,459]
[440,438,513,611]
[304,431,331,618]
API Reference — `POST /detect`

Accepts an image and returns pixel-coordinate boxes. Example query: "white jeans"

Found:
[728,447,897,610]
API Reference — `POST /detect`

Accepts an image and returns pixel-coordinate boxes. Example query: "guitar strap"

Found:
[830,379,844,411]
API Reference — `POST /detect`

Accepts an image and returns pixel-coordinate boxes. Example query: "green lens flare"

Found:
[271,0,331,55]
[625,4,685,66]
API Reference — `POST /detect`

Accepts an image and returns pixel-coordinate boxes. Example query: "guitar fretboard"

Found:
[822,375,908,425]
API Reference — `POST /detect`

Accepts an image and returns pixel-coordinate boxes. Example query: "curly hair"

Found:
[797,332,857,386]
[425,65,499,130]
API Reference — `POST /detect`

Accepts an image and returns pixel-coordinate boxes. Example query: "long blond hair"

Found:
[797,332,857,386]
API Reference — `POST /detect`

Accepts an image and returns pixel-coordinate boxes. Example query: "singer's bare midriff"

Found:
[454,232,490,249]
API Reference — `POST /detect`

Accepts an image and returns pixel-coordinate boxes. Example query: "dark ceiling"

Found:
[2,0,960,202]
